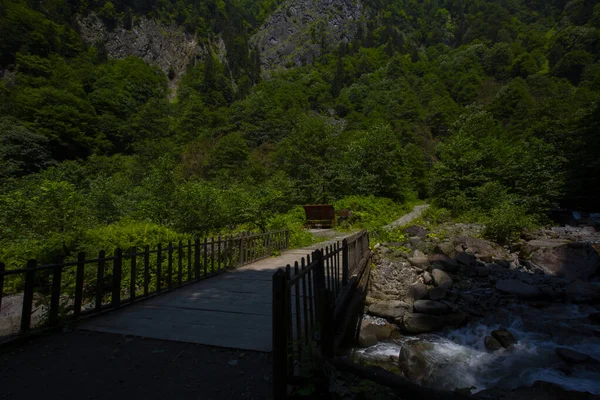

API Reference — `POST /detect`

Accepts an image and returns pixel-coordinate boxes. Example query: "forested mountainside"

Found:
[0,0,599,267]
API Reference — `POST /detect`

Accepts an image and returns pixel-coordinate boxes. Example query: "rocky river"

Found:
[351,220,600,398]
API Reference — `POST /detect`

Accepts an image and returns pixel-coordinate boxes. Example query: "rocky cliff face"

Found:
[252,0,364,70]
[77,14,228,97]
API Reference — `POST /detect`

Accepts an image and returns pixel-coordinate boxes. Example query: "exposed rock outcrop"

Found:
[251,0,364,70]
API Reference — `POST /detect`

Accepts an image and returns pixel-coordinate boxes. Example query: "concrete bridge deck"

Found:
[78,238,347,352]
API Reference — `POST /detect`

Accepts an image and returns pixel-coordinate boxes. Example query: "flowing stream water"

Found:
[353,303,600,395]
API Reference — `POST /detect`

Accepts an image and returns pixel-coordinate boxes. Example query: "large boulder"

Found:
[359,318,394,347]
[428,286,447,301]
[484,336,503,352]
[496,279,543,299]
[455,252,477,267]
[566,280,600,304]
[432,269,453,289]
[413,300,451,315]
[368,300,408,319]
[524,241,600,281]
[455,236,511,263]
[555,347,592,364]
[429,254,459,272]
[434,241,457,258]
[398,340,433,381]
[402,312,444,333]
[406,282,429,303]
[408,257,430,270]
[491,327,516,348]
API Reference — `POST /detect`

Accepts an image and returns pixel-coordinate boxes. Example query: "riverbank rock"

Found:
[359,318,395,347]
[455,252,477,267]
[523,241,600,281]
[413,300,451,315]
[408,257,430,270]
[432,269,453,289]
[428,286,447,301]
[398,340,433,381]
[429,254,459,272]
[555,347,591,364]
[484,336,503,352]
[491,327,516,348]
[455,236,510,263]
[496,279,543,299]
[402,313,444,333]
[566,280,600,304]
[407,282,429,303]
[368,301,408,319]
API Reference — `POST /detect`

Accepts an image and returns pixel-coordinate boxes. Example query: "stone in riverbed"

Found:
[428,286,447,301]
[358,319,395,347]
[484,336,503,352]
[402,312,444,333]
[524,241,600,281]
[413,300,451,315]
[429,254,459,272]
[368,301,407,319]
[566,280,600,304]
[358,333,378,348]
[443,311,468,327]
[407,282,428,303]
[398,340,433,381]
[496,279,543,299]
[432,269,453,289]
[455,252,476,266]
[555,347,591,364]
[408,257,430,270]
[491,327,516,348]
[422,271,432,285]
[476,266,492,277]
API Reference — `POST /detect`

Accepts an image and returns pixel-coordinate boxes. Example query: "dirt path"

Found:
[383,204,430,231]
[0,330,272,400]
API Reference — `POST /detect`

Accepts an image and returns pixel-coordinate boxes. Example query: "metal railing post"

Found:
[272,269,288,399]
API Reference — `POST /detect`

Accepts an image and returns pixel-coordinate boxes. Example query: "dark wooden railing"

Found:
[0,230,289,340]
[272,230,371,398]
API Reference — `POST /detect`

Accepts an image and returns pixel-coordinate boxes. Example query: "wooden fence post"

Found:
[96,250,106,311]
[272,268,288,399]
[74,252,86,317]
[0,262,5,312]
[144,245,150,296]
[130,247,137,301]
[342,239,349,286]
[20,259,36,332]
[239,236,244,266]
[267,233,272,256]
[285,230,290,249]
[49,263,63,326]
[112,248,122,308]
[194,238,201,280]
[156,244,162,291]
[313,250,334,357]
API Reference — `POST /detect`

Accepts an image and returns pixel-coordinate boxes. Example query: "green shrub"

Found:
[482,201,536,245]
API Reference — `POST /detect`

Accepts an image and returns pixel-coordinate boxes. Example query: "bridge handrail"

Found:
[272,230,371,398]
[0,229,290,341]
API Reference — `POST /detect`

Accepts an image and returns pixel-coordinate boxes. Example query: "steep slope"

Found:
[252,0,364,69]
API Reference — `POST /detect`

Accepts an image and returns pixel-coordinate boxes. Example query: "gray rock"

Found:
[428,254,460,272]
[566,280,600,304]
[368,301,407,319]
[496,279,543,299]
[484,336,503,352]
[455,236,510,263]
[555,347,591,364]
[408,257,430,270]
[398,340,433,381]
[434,241,457,258]
[413,300,451,315]
[405,225,429,238]
[358,332,378,348]
[432,269,453,289]
[455,252,476,266]
[407,282,429,303]
[422,271,432,285]
[428,286,447,301]
[443,311,468,327]
[402,313,444,333]
[491,328,516,348]
[523,241,600,281]
[476,266,492,277]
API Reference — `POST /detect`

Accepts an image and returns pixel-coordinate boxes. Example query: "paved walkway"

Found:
[78,243,342,352]
[383,204,430,230]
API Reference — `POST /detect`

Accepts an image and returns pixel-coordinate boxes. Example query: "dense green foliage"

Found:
[1,0,599,266]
